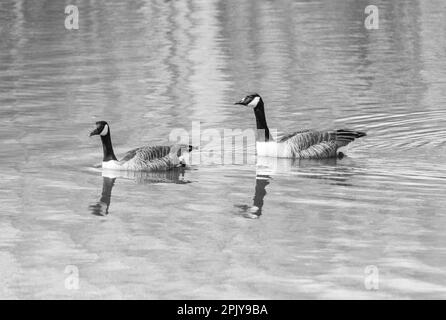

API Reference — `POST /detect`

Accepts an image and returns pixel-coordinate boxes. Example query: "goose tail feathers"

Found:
[336,129,366,141]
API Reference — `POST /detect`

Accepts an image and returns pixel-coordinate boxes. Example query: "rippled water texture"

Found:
[1,0,446,299]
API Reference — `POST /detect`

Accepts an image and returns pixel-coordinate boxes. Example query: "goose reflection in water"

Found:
[234,175,270,219]
[235,156,359,219]
[89,168,191,216]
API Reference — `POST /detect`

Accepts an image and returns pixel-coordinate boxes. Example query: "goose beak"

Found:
[235,99,247,106]
[89,128,100,137]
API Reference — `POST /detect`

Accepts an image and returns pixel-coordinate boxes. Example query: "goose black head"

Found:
[235,93,262,108]
[90,121,110,137]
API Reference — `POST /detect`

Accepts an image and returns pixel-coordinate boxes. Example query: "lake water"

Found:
[1,0,446,299]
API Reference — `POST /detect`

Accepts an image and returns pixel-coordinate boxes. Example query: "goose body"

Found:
[90,121,191,171]
[235,94,366,159]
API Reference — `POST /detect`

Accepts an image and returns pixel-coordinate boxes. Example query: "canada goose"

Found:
[235,93,366,159]
[89,121,192,171]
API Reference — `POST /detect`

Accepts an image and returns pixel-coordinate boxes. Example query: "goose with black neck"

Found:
[89,121,192,171]
[235,93,366,159]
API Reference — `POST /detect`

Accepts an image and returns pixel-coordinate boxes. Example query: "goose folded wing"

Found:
[279,130,334,151]
[120,145,172,162]
[279,129,366,149]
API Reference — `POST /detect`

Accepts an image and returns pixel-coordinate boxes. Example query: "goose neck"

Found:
[100,133,118,162]
[253,99,271,142]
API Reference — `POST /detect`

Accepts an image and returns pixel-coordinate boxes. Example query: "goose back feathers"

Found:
[107,144,191,171]
[275,129,366,159]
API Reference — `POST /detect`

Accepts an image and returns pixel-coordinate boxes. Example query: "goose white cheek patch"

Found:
[248,96,260,107]
[100,125,109,136]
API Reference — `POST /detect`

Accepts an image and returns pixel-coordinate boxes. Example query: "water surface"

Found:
[1,0,446,299]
